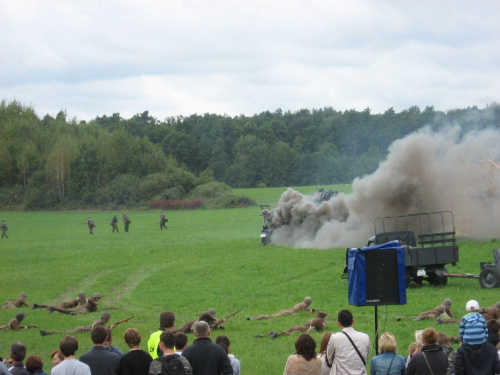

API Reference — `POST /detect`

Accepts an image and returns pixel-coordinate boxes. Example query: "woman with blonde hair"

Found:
[317,332,333,375]
[369,332,406,374]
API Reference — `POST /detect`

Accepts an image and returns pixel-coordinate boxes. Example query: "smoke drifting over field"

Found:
[264,125,500,249]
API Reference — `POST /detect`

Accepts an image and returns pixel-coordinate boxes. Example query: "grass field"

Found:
[0,185,498,374]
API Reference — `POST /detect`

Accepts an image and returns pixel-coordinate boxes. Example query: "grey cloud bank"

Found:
[1,0,499,121]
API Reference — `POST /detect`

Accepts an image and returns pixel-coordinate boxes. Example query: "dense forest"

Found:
[0,100,498,209]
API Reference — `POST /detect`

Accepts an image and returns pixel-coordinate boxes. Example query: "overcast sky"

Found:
[1,0,499,122]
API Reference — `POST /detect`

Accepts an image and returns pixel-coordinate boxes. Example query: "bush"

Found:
[24,186,61,210]
[148,199,203,210]
[189,181,232,199]
[203,194,255,209]
[0,186,25,208]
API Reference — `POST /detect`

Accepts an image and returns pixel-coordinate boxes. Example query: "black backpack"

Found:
[158,354,185,375]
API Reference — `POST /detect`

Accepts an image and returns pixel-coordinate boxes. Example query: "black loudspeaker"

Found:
[364,250,400,306]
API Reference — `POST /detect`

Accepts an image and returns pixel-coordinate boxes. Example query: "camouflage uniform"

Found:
[160,211,168,230]
[122,213,131,232]
[1,219,7,238]
[87,217,95,234]
[110,214,119,232]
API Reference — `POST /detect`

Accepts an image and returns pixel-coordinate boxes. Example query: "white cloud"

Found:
[1,0,499,121]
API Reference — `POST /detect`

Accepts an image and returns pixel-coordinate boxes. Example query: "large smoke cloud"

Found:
[264,124,500,249]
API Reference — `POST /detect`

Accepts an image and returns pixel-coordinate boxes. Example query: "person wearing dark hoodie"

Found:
[455,300,500,375]
[407,327,448,375]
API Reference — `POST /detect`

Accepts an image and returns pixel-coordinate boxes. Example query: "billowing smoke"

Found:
[264,124,500,249]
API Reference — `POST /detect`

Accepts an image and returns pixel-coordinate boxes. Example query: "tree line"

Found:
[0,99,498,209]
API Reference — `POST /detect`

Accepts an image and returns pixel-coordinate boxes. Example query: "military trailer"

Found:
[367,211,459,286]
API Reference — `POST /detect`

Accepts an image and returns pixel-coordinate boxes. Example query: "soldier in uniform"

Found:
[33,292,86,310]
[1,219,7,239]
[159,211,168,230]
[247,297,314,320]
[481,301,500,320]
[87,217,95,234]
[176,308,225,333]
[0,312,36,331]
[1,292,30,309]
[266,311,327,338]
[394,299,453,321]
[110,214,119,232]
[48,293,101,315]
[40,311,117,336]
[122,213,131,232]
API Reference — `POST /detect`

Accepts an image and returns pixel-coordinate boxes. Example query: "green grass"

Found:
[0,187,498,374]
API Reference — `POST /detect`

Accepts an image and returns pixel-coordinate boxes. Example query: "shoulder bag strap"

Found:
[342,331,366,366]
[386,352,395,375]
[422,352,434,375]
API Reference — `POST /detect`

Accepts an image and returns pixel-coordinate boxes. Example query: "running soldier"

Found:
[1,292,30,309]
[110,214,118,232]
[159,211,168,230]
[247,297,314,320]
[1,219,7,239]
[122,213,131,232]
[87,217,95,235]
[40,311,117,336]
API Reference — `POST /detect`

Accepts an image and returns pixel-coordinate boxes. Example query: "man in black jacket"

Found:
[182,321,233,375]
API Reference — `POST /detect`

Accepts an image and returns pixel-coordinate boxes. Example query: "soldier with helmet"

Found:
[87,216,95,235]
[247,297,315,320]
[40,311,117,336]
[1,219,7,238]
[159,211,168,230]
[176,308,226,333]
[110,214,119,232]
[266,311,327,338]
[122,213,131,232]
[394,298,453,322]
[33,292,87,310]
[47,293,101,315]
[0,312,36,331]
[1,292,30,309]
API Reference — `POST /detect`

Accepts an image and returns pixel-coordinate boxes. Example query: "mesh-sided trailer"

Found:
[368,211,459,286]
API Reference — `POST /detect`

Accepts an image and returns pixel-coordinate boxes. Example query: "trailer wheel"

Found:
[479,267,500,289]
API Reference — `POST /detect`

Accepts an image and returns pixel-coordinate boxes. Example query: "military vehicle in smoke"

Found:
[312,188,338,204]
[366,211,459,286]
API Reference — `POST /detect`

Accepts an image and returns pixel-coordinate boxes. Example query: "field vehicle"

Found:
[367,211,459,286]
[312,188,338,204]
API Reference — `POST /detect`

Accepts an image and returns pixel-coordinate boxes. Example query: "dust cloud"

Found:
[263,125,500,249]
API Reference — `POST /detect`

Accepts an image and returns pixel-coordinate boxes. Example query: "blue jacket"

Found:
[370,352,406,375]
[459,312,487,345]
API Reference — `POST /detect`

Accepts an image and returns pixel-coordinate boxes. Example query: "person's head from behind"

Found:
[91,326,107,345]
[303,297,312,306]
[193,321,210,338]
[408,342,418,356]
[217,342,229,354]
[10,342,27,363]
[25,356,43,374]
[337,309,353,328]
[51,350,64,366]
[175,332,188,351]
[160,311,175,329]
[59,336,79,357]
[295,334,317,361]
[319,332,333,355]
[15,312,25,322]
[124,328,142,349]
[438,332,451,346]
[379,332,397,353]
[421,328,438,346]
[215,335,230,353]
[159,331,176,351]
